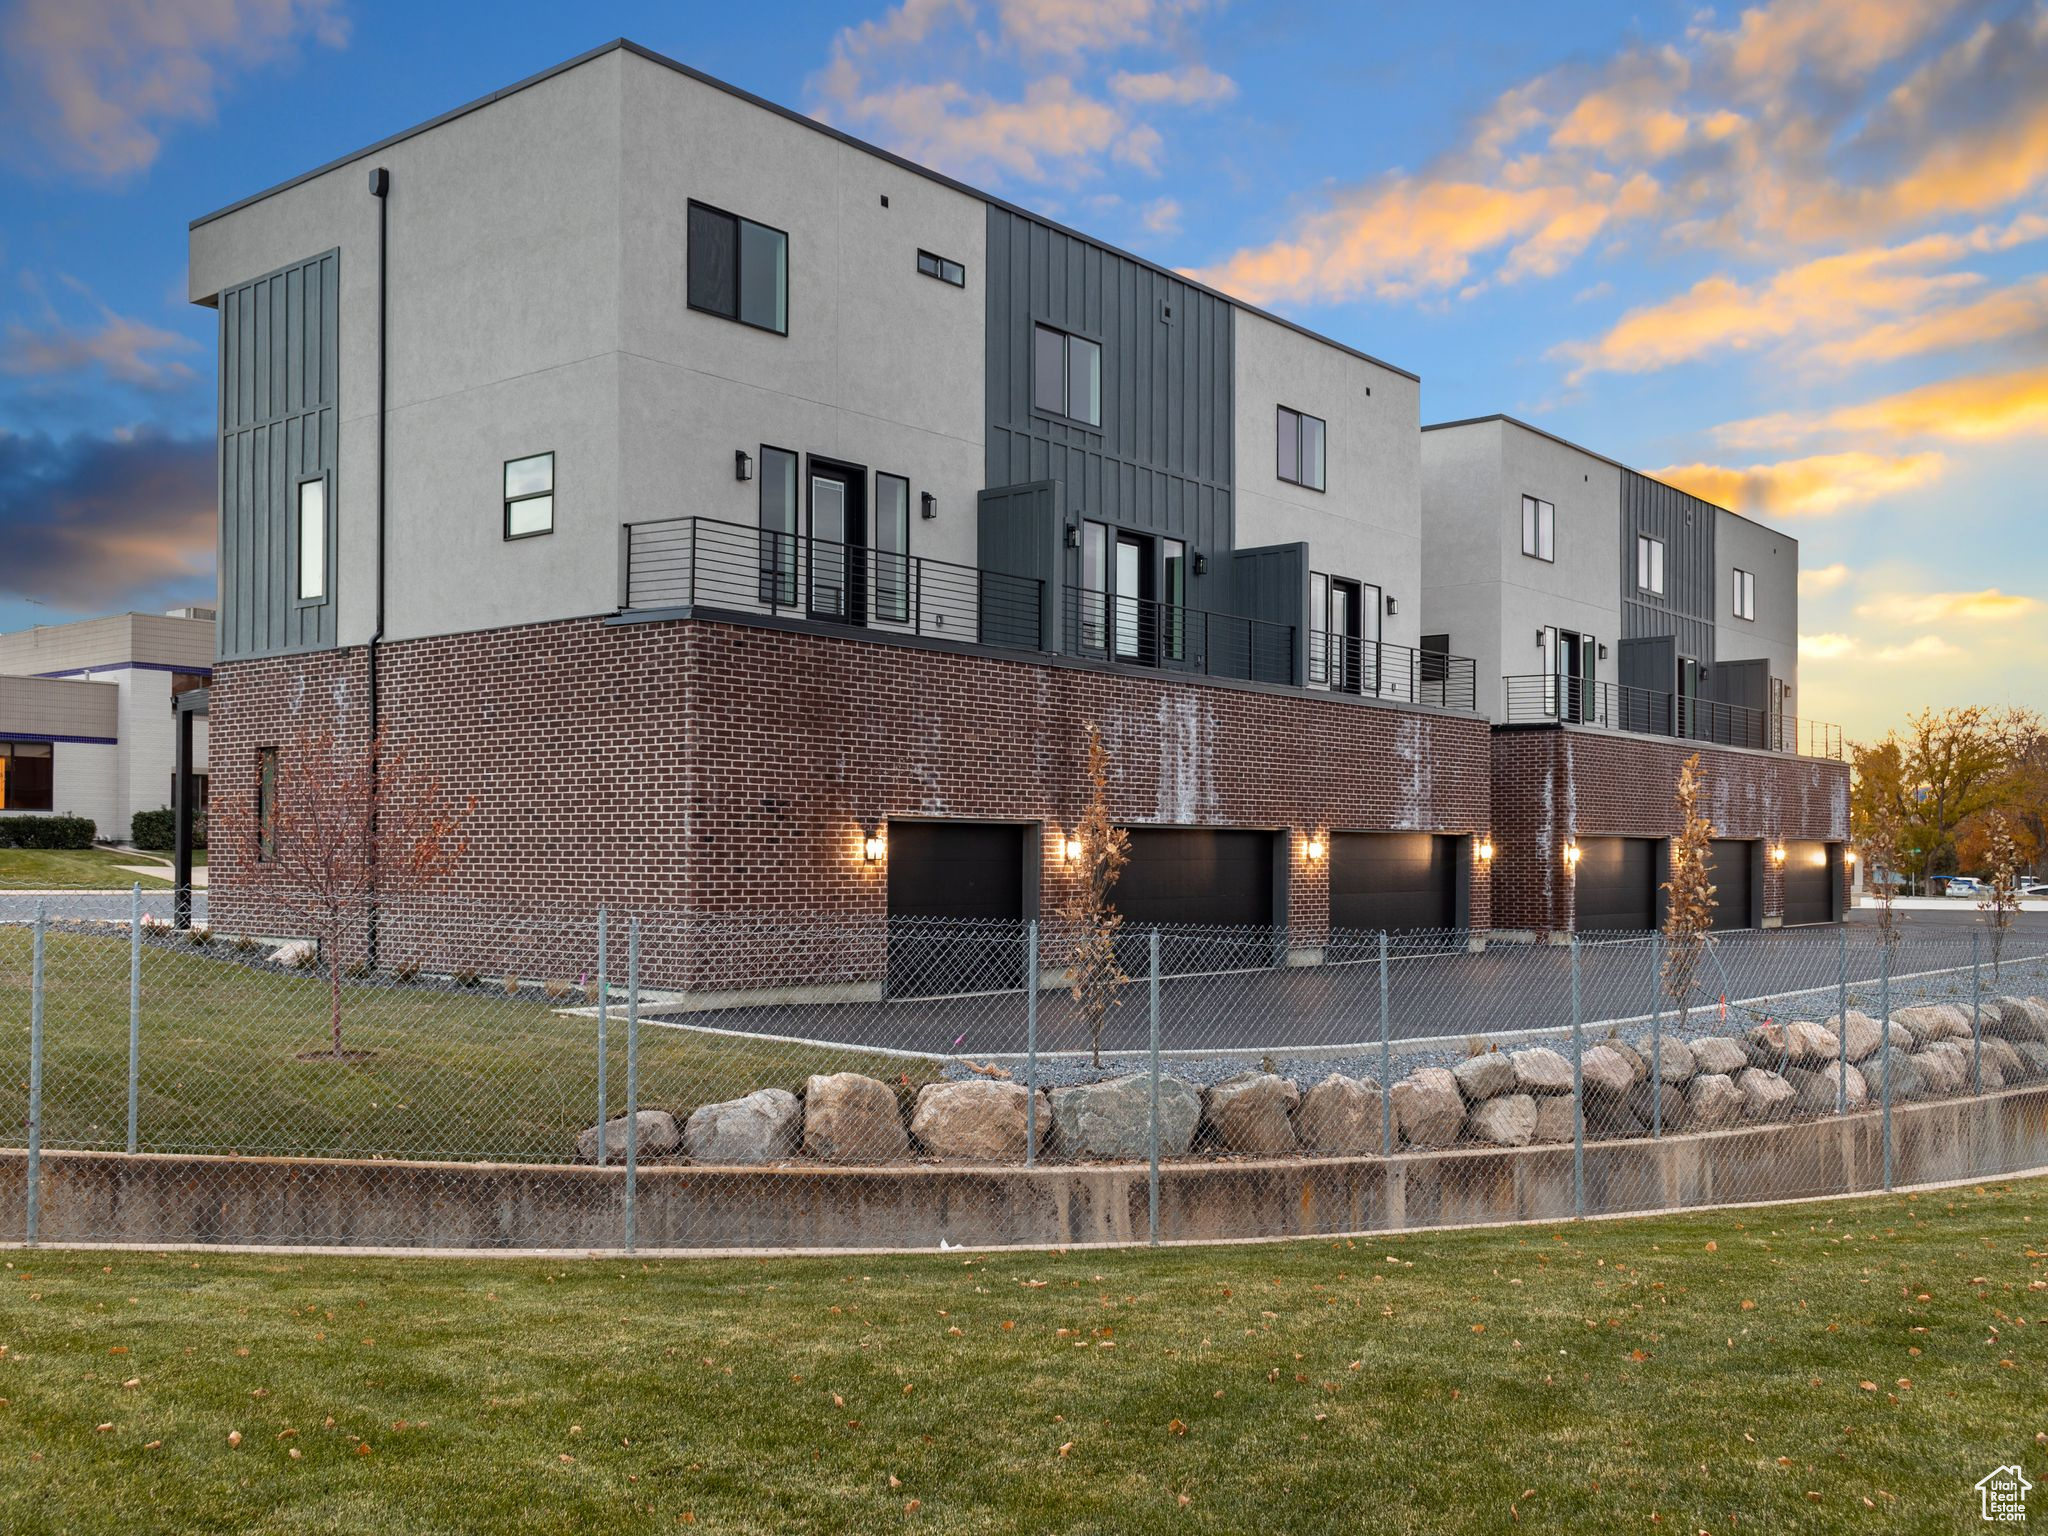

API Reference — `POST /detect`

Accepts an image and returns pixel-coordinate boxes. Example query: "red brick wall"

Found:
[1489,725,1851,934]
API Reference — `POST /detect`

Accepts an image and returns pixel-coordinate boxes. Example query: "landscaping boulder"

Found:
[1986,998,2048,1044]
[577,1109,681,1164]
[1295,1074,1384,1154]
[1392,1067,1466,1148]
[1583,1088,1645,1139]
[1604,1039,1649,1084]
[1580,1044,1636,1098]
[1831,1011,1888,1063]
[1625,1079,1689,1133]
[1912,1045,1966,1096]
[1864,1048,1927,1102]
[1983,1037,2027,1085]
[268,939,317,969]
[1532,1094,1577,1143]
[1510,1047,1574,1096]
[911,1080,1043,1162]
[1784,1063,1867,1116]
[1744,1019,1838,1068]
[1202,1072,1301,1155]
[1049,1075,1200,1160]
[684,1089,800,1164]
[2015,1042,2048,1081]
[1736,1068,1796,1122]
[803,1073,909,1162]
[1893,1005,1969,1047]
[1688,1036,1748,1076]
[1686,1073,1744,1131]
[1467,1094,1538,1148]
[1451,1052,1516,1103]
[1649,1037,1696,1085]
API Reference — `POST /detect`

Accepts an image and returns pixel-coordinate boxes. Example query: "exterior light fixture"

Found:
[1304,834,1325,862]
[862,825,886,864]
[1065,524,1080,549]
[1477,839,1495,862]
[1769,843,1787,865]
[1062,835,1084,864]
[734,449,754,482]
[1384,595,1398,617]
[1810,847,1830,867]
[1562,841,1582,870]
[920,491,937,520]
[1194,552,1209,576]
[1598,643,1608,660]
[1845,849,1858,867]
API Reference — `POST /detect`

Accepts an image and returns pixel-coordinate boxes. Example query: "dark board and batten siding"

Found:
[1619,469,1715,670]
[983,205,1235,599]
[218,249,340,661]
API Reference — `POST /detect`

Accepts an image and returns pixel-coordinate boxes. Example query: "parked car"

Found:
[2024,883,2048,899]
[1942,876,1990,898]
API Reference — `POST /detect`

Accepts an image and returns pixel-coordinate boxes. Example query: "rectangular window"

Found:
[1638,534,1666,595]
[503,452,554,539]
[1162,538,1186,661]
[687,201,788,335]
[1521,495,1554,562]
[758,446,799,607]
[1276,406,1327,491]
[1079,521,1107,652]
[1733,567,1756,620]
[256,747,278,863]
[0,741,55,811]
[916,250,966,286]
[876,472,911,622]
[1308,572,1329,685]
[1033,323,1101,426]
[296,478,327,602]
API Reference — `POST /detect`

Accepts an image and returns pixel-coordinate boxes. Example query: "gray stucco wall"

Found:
[1714,506,1799,719]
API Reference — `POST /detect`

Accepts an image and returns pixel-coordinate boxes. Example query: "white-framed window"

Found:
[1033,323,1102,427]
[296,477,327,602]
[1733,567,1756,620]
[1637,534,1665,595]
[1521,495,1554,562]
[503,452,554,539]
[1276,406,1327,491]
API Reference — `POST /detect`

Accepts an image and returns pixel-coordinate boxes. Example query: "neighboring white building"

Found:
[0,610,214,841]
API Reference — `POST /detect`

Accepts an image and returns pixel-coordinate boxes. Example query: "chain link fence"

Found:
[5,894,2047,1252]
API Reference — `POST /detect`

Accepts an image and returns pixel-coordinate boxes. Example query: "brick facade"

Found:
[1489,724,1851,934]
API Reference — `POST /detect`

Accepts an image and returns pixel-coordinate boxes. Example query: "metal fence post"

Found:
[1835,923,1849,1117]
[1880,938,1894,1193]
[1570,936,1585,1219]
[1378,931,1393,1158]
[1970,928,1984,1097]
[27,902,47,1245]
[1147,929,1161,1248]
[595,906,609,1168]
[1648,928,1664,1139]
[625,917,640,1254]
[1024,919,1039,1170]
[127,882,141,1155]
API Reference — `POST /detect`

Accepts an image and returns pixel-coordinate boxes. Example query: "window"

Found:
[1733,567,1756,621]
[758,446,799,607]
[1162,538,1187,661]
[256,747,278,863]
[687,201,788,335]
[1276,406,1327,491]
[296,478,327,602]
[1309,571,1382,691]
[1033,323,1101,426]
[0,742,54,811]
[916,250,965,287]
[1079,521,1107,651]
[1637,534,1666,595]
[1521,495,1554,562]
[876,472,911,622]
[503,452,554,539]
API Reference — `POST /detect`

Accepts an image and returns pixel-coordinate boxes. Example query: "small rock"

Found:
[684,1089,800,1164]
[1049,1075,1200,1160]
[1532,1094,1577,1143]
[1580,1045,1635,1098]
[1467,1094,1538,1148]
[1509,1047,1574,1096]
[1686,1073,1744,1130]
[803,1073,909,1162]
[1735,1068,1796,1122]
[1201,1072,1300,1155]
[911,1080,1043,1162]
[1294,1074,1384,1153]
[1688,1036,1748,1076]
[1392,1067,1465,1147]
[577,1109,681,1165]
[1450,1052,1516,1103]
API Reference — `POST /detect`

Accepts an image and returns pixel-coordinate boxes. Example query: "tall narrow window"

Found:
[1309,572,1329,685]
[1033,324,1101,426]
[296,478,327,602]
[687,201,788,335]
[503,452,554,539]
[1733,567,1756,620]
[1521,495,1554,561]
[1276,406,1327,490]
[758,446,799,607]
[256,747,278,862]
[1637,534,1666,595]
[876,473,910,622]
[1079,521,1107,651]
[1162,538,1187,661]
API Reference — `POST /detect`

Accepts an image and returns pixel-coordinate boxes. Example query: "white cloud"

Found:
[1798,563,1851,596]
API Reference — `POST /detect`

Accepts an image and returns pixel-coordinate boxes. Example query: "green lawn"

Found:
[0,930,940,1162]
[0,1182,2042,1534]
[0,848,172,890]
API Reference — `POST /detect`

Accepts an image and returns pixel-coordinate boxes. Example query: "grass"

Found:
[0,930,941,1161]
[0,1181,2043,1534]
[0,848,172,890]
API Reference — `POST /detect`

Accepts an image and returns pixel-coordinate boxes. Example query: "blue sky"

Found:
[1,0,2044,740]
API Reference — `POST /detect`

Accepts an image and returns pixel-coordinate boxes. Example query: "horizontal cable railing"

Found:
[1502,674,1844,760]
[1309,629,1478,711]
[1063,586,1296,686]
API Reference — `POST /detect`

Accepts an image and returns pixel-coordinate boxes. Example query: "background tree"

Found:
[1659,754,1717,1034]
[1060,724,1130,1070]
[219,725,472,1059]
[1850,705,2035,891]
[1978,814,2022,977]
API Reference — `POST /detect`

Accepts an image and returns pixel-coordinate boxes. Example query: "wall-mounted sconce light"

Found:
[1061,834,1084,864]
[920,491,937,521]
[1384,595,1398,617]
[1303,834,1325,862]
[1598,643,1608,660]
[1562,841,1582,871]
[1769,843,1788,865]
[1194,552,1209,577]
[1844,849,1858,867]
[1537,628,1547,648]
[1477,839,1495,862]
[734,449,754,482]
[862,824,887,864]
[1064,524,1080,550]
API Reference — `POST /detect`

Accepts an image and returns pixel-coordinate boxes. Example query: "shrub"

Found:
[0,814,96,850]
[186,925,214,946]
[130,806,208,853]
[232,933,259,954]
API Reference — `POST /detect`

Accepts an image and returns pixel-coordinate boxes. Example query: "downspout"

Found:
[367,166,390,965]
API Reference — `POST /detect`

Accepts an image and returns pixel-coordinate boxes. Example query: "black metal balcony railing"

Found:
[1063,587,1296,686]
[1502,674,1844,760]
[1309,630,1478,712]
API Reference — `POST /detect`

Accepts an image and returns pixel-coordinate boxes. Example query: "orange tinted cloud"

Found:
[1109,63,1235,106]
[1799,632,1858,660]
[1812,274,2048,367]
[1695,0,1955,93]
[1799,563,1851,595]
[1655,450,1946,517]
[1721,365,2048,449]
[3,307,198,390]
[831,75,1144,181]
[1854,589,2041,624]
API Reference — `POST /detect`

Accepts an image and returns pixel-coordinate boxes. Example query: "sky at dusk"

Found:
[0,0,2043,741]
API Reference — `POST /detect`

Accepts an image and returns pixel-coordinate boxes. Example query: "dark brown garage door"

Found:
[1114,828,1278,973]
[886,821,1027,996]
[1330,833,1458,936]
[1783,841,1836,926]
[1576,837,1658,931]
[1705,839,1755,929]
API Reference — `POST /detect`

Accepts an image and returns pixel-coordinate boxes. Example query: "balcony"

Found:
[1502,674,1844,760]
[1310,630,1478,712]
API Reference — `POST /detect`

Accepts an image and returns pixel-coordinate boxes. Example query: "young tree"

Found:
[1059,724,1130,1070]
[1861,807,1904,960]
[221,725,473,1059]
[1659,754,1718,1033]
[1978,814,2022,978]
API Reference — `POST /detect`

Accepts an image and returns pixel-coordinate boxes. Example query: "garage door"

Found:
[886,821,1027,996]
[1114,828,1278,973]
[1705,839,1755,930]
[1330,833,1458,936]
[1575,837,1657,931]
[1782,841,1836,926]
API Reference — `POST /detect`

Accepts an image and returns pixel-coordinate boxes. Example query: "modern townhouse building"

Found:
[187,41,1499,991]
[0,610,214,837]
[1420,415,1847,935]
